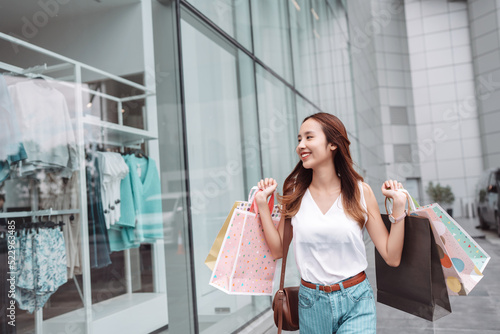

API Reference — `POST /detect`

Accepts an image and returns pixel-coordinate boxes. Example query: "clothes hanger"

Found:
[134,149,148,159]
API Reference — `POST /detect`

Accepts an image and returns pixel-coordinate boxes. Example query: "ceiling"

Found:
[0,0,140,32]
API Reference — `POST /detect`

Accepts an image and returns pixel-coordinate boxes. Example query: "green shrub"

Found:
[426,182,455,205]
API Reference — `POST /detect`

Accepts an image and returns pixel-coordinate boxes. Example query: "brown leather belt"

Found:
[300,272,366,293]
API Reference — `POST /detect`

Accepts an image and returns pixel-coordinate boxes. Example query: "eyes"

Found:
[297,136,313,143]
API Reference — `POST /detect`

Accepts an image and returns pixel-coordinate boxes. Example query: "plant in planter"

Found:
[426,182,456,216]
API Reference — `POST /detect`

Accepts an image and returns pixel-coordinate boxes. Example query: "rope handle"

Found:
[384,188,416,215]
[248,187,275,214]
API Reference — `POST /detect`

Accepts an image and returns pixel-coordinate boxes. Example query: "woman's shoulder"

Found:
[359,181,376,205]
[360,181,371,192]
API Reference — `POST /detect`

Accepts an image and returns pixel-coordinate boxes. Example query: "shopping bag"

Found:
[205,201,239,271]
[209,187,281,295]
[375,213,452,321]
[401,190,491,296]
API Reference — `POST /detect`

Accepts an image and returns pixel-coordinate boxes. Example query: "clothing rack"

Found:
[0,208,80,219]
[0,8,166,332]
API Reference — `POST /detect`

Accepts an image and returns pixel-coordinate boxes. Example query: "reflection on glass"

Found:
[296,94,319,129]
[255,66,302,289]
[289,0,319,104]
[181,16,269,334]
[0,76,82,332]
[256,65,297,186]
[325,1,356,131]
[186,0,253,51]
[0,73,167,333]
[311,0,334,112]
[252,0,294,83]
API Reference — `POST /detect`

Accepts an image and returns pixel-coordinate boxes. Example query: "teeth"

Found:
[301,153,310,158]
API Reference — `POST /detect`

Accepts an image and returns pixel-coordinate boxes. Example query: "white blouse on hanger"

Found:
[96,152,129,229]
[7,79,78,176]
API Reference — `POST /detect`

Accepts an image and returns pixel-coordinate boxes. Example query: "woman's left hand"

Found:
[381,180,406,202]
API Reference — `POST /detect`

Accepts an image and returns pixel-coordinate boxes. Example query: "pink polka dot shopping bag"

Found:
[402,189,490,296]
[375,189,491,321]
[208,187,280,295]
[395,189,491,296]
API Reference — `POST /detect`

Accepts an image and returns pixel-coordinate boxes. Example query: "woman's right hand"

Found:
[256,178,278,202]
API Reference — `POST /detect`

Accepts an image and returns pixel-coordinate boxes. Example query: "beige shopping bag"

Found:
[204,201,239,271]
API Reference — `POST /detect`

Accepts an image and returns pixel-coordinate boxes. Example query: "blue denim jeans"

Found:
[298,277,376,333]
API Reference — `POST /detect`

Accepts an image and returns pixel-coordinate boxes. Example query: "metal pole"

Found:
[74,63,94,334]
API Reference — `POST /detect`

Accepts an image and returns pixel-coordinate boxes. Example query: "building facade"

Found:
[0,0,498,333]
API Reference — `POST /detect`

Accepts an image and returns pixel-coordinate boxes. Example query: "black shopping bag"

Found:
[375,214,452,321]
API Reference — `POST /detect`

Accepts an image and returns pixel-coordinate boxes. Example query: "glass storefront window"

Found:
[296,94,320,129]
[1,0,363,333]
[256,65,298,186]
[185,0,253,52]
[251,0,294,83]
[0,1,169,333]
[289,0,320,105]
[180,11,269,334]
[311,0,335,112]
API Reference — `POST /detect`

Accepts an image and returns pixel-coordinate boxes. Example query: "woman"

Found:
[255,112,407,333]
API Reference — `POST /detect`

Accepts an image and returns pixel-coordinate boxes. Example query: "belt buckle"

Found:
[323,285,332,293]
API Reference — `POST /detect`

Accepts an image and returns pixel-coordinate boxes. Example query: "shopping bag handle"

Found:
[384,188,414,214]
[248,186,260,203]
[248,187,275,214]
[399,189,419,210]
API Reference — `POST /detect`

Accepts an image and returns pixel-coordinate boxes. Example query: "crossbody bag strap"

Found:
[277,217,292,334]
[279,217,292,290]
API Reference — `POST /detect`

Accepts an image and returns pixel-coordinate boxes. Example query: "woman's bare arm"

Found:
[255,178,285,259]
[364,180,407,267]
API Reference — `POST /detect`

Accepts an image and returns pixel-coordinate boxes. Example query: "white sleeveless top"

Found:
[291,181,368,285]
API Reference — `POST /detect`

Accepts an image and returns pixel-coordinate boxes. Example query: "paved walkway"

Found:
[243,217,500,334]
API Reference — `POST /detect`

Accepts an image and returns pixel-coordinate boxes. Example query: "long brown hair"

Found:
[280,113,367,228]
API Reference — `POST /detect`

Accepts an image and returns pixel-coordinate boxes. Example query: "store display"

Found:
[7,79,78,177]
[39,171,82,278]
[0,30,167,333]
[0,75,27,185]
[87,154,112,269]
[14,226,67,313]
[0,75,23,162]
[109,154,163,252]
[96,152,129,229]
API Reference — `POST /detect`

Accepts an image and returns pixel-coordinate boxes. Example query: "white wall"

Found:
[404,0,482,216]
[468,0,500,170]
[372,0,421,201]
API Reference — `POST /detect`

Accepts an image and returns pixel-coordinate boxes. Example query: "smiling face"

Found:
[296,118,337,169]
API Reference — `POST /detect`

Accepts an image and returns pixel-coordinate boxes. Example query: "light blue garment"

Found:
[298,277,376,334]
[107,226,136,252]
[15,229,67,313]
[0,161,9,183]
[115,155,135,228]
[0,75,27,183]
[109,155,163,252]
[0,144,28,183]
